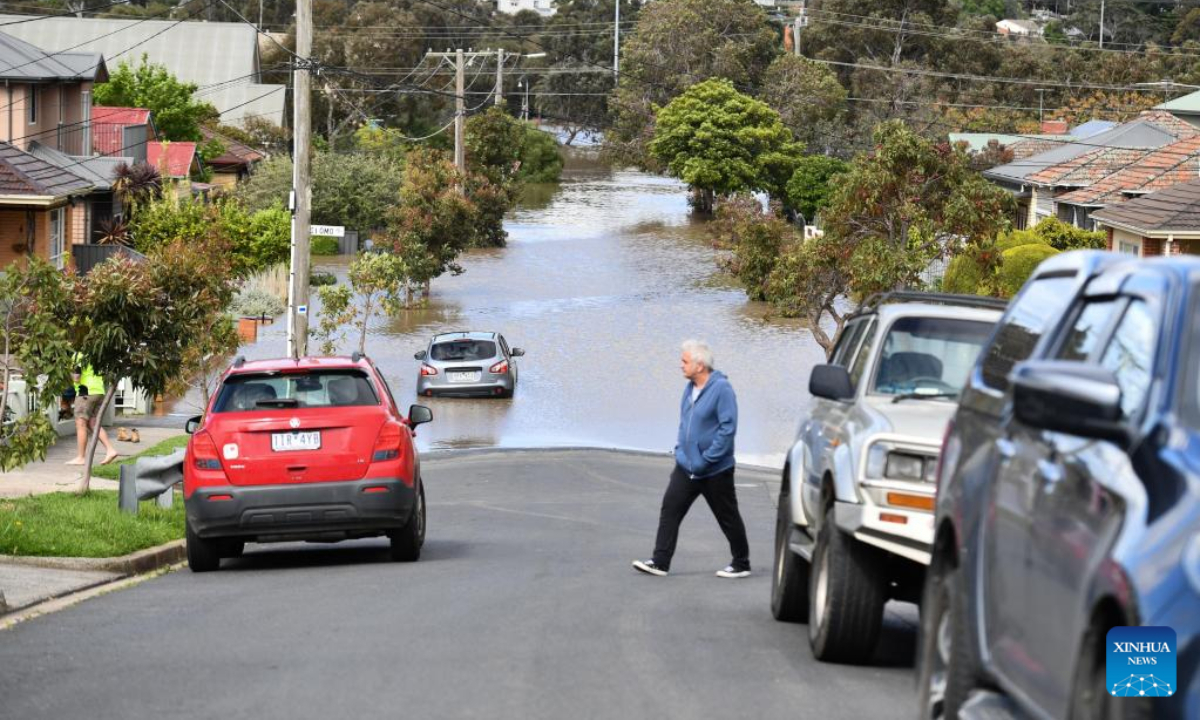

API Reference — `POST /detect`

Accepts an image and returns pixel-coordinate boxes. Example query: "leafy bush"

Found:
[943,253,988,295]
[995,229,1049,252]
[519,125,564,184]
[785,155,849,221]
[312,236,341,255]
[1033,217,1106,250]
[310,271,337,287]
[997,244,1060,298]
[230,287,285,318]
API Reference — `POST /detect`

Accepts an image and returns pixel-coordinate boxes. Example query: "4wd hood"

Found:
[860,396,957,445]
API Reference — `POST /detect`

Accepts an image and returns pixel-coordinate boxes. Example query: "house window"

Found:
[81,90,92,155]
[1118,240,1140,256]
[28,85,37,125]
[49,207,66,269]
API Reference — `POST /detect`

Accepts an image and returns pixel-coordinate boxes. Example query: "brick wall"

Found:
[1106,227,1114,251]
[1143,238,1163,256]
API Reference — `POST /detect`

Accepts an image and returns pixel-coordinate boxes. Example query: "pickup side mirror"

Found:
[511,347,525,357]
[809,364,854,402]
[1011,361,1129,446]
[408,404,433,427]
[185,415,203,434]
[414,350,428,361]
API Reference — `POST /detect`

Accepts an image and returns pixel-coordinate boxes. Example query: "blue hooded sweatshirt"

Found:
[674,370,738,479]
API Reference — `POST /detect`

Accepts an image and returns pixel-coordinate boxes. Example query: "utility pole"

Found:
[1036,88,1048,122]
[794,1,807,57]
[1099,0,1105,49]
[494,48,504,106]
[286,0,312,359]
[613,0,620,79]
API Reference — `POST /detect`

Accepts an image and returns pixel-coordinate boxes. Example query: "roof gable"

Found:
[1092,178,1200,232]
[0,29,105,82]
[147,140,199,178]
[0,141,93,197]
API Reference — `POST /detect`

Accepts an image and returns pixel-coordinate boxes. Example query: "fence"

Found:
[72,244,148,275]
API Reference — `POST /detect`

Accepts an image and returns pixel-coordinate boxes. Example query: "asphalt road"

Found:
[0,450,918,720]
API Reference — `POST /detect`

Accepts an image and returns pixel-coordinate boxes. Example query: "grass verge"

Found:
[91,434,190,480]
[0,491,185,558]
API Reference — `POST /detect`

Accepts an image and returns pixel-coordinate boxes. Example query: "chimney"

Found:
[1041,119,1069,135]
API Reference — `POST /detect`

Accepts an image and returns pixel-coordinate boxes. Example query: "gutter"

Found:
[0,195,62,207]
[1093,216,1200,239]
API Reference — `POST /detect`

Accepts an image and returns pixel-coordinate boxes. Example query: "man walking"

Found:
[633,340,751,578]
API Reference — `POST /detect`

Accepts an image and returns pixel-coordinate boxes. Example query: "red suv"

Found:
[182,354,432,572]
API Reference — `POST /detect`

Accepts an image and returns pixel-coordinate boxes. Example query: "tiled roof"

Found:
[147,140,198,178]
[1008,136,1072,160]
[27,141,131,190]
[199,126,265,167]
[1092,178,1200,232]
[1056,135,1200,207]
[0,141,92,197]
[0,29,105,81]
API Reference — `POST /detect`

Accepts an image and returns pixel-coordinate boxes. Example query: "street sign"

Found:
[310,225,345,238]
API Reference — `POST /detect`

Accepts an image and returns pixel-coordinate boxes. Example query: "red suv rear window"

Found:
[213,370,380,412]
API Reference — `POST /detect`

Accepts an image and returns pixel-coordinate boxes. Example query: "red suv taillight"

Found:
[489,359,508,374]
[372,422,404,462]
[420,364,438,376]
[192,431,222,471]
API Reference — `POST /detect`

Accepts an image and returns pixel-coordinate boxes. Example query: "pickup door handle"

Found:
[996,437,1016,460]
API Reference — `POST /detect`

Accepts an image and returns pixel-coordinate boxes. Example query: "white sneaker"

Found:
[716,565,750,578]
[632,559,668,577]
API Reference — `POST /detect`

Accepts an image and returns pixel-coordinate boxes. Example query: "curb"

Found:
[421,445,783,474]
[0,539,185,575]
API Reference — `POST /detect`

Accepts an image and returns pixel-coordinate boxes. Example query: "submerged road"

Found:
[0,451,917,719]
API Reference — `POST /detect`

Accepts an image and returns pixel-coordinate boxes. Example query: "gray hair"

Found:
[681,340,714,370]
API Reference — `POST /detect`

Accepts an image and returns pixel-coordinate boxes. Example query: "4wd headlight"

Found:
[865,443,936,481]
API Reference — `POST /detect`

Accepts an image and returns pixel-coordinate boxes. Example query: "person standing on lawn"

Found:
[632,340,751,579]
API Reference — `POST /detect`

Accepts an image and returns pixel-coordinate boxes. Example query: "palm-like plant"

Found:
[112,161,163,216]
[95,217,132,246]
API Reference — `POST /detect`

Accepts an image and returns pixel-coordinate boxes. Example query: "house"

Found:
[983,112,1196,229]
[200,126,265,188]
[0,29,106,155]
[996,19,1041,37]
[496,0,556,16]
[0,142,92,270]
[1092,178,1200,257]
[91,106,156,162]
[28,142,133,243]
[0,15,285,127]
[1154,88,1200,131]
[147,140,202,185]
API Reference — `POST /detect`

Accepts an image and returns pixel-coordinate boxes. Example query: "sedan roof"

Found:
[432,331,497,341]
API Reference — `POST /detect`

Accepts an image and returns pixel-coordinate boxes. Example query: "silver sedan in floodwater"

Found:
[415,332,524,398]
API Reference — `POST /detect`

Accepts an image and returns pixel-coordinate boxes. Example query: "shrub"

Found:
[995,229,1049,252]
[1033,217,1105,250]
[997,244,1060,298]
[943,253,987,295]
[519,125,564,184]
[230,287,285,318]
[310,271,337,287]
[311,236,340,255]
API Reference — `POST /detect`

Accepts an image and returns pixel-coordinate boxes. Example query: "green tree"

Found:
[315,252,409,355]
[0,259,75,471]
[608,0,778,167]
[519,125,564,183]
[759,56,848,149]
[710,195,794,301]
[94,56,218,141]
[649,79,802,212]
[786,155,849,223]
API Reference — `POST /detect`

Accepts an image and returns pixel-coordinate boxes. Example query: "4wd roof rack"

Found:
[855,291,1008,315]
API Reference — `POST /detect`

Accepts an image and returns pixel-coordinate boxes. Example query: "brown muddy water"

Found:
[185,154,828,468]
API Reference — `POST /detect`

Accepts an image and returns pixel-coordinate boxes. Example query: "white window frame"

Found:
[1118,239,1140,256]
[49,207,66,269]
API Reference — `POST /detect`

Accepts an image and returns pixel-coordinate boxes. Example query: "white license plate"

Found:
[271,431,321,452]
[449,372,481,383]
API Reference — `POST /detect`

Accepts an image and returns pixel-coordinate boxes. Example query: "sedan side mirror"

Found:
[408,404,433,427]
[414,350,427,361]
[185,415,203,434]
[809,364,854,402]
[511,347,525,357]
[1011,361,1129,446]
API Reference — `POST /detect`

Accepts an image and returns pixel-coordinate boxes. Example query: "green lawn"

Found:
[91,434,191,480]
[0,491,185,558]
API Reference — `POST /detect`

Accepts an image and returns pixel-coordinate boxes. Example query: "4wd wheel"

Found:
[389,483,426,562]
[771,493,810,622]
[186,520,221,573]
[1070,623,1153,720]
[808,505,885,663]
[916,560,974,719]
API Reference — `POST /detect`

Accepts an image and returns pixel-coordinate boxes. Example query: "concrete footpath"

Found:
[0,423,186,618]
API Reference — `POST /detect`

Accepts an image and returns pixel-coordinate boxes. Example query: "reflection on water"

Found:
[202,153,826,467]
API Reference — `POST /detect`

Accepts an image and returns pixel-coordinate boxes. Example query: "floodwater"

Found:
[209,154,828,468]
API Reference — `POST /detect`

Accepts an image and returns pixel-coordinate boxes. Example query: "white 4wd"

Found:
[771,293,1004,664]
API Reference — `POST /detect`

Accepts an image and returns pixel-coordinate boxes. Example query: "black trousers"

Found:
[652,464,750,572]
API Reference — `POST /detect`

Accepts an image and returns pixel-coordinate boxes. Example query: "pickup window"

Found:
[871,317,993,397]
[981,276,1076,391]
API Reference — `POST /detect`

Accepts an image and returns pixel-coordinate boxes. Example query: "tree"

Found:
[73,234,236,491]
[710,195,795,301]
[94,56,218,141]
[0,260,75,471]
[649,79,802,212]
[768,121,1013,352]
[786,155,849,223]
[519,125,564,183]
[607,0,778,167]
[759,56,848,149]
[315,252,409,355]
